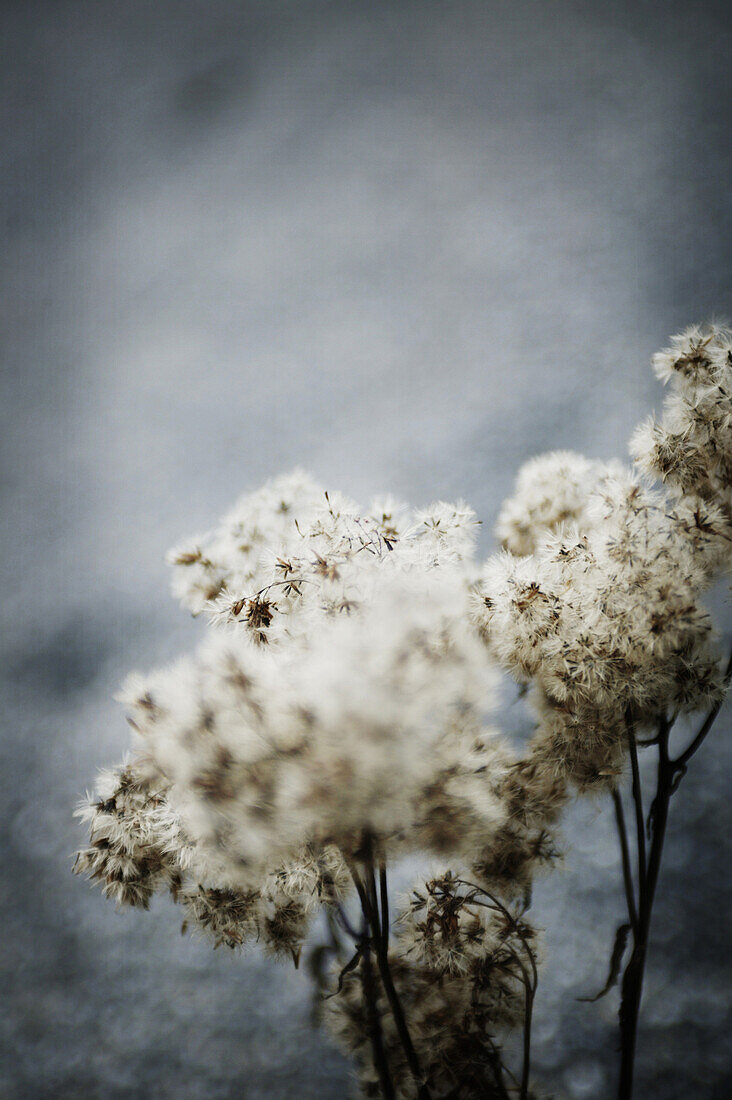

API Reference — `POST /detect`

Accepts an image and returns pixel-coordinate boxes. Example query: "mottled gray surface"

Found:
[1,1,730,1097]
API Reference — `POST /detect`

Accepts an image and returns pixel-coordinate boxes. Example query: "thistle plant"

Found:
[75,325,731,1098]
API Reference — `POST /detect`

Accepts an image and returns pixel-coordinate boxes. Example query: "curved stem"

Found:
[618,729,671,1099]
[486,1034,518,1098]
[455,879,537,1097]
[379,863,390,937]
[625,711,646,885]
[455,881,538,990]
[346,852,431,1099]
[612,789,639,933]
[517,959,535,1100]
[365,857,431,1100]
[361,922,395,1100]
[617,654,729,1099]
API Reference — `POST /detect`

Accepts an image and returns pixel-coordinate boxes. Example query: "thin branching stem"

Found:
[454,879,536,1098]
[618,717,669,1099]
[485,1034,518,1098]
[342,857,395,1098]
[365,856,432,1100]
[456,880,538,991]
[491,953,535,1100]
[517,960,535,1100]
[612,789,639,932]
[625,710,646,887]
[360,917,395,1100]
[617,649,730,1099]
[346,852,431,1099]
[379,862,390,938]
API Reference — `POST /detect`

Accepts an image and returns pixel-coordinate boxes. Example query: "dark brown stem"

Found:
[485,1035,516,1100]
[365,856,431,1100]
[361,922,395,1100]
[618,720,671,1099]
[517,958,534,1100]
[374,931,430,1099]
[612,789,639,932]
[342,859,395,1100]
[455,879,536,1098]
[455,881,538,990]
[617,652,730,1099]
[379,862,390,937]
[347,853,431,1099]
[625,711,646,885]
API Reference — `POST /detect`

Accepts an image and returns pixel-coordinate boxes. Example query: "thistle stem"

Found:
[346,853,431,1099]
[612,789,639,933]
[625,712,646,885]
[366,857,431,1100]
[455,879,537,1098]
[617,654,730,1099]
[618,724,671,1099]
[361,922,395,1100]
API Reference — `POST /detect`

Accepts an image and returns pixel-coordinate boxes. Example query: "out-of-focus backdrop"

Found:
[1,1,730,1096]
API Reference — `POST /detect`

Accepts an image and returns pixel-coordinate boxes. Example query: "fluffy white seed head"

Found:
[635,324,732,516]
[121,568,504,887]
[495,451,626,557]
[167,471,481,647]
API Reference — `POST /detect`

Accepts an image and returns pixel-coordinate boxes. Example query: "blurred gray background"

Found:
[1,0,730,1096]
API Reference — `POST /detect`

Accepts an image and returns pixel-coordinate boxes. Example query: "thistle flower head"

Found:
[167,471,481,646]
[634,323,732,517]
[120,569,504,886]
[496,451,626,557]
